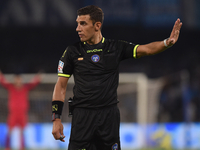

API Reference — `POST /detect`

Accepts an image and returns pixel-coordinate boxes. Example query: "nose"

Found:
[76,24,81,32]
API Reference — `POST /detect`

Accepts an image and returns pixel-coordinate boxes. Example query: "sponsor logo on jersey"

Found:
[112,143,118,150]
[91,54,100,62]
[87,49,102,53]
[58,60,64,73]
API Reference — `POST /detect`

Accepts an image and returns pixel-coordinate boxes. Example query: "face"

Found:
[14,75,22,88]
[76,15,97,43]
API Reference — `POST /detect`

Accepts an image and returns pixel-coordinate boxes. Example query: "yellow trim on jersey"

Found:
[62,50,67,57]
[58,73,71,78]
[102,37,105,43]
[133,44,139,58]
[83,37,105,44]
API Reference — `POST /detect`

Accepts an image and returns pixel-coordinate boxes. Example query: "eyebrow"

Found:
[77,20,87,24]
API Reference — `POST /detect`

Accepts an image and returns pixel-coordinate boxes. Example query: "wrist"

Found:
[52,100,64,122]
[163,38,172,48]
[52,113,61,122]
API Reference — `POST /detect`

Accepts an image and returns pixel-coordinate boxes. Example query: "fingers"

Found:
[174,19,182,36]
[60,128,64,137]
[174,18,182,32]
[59,135,66,142]
[52,129,61,140]
[172,19,182,32]
[52,122,65,142]
[59,126,65,142]
[177,18,182,29]
[169,18,182,45]
[52,131,66,142]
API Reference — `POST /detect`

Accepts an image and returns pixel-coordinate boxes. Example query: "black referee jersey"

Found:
[57,37,139,108]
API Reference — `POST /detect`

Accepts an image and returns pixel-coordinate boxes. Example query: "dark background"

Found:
[0,0,200,78]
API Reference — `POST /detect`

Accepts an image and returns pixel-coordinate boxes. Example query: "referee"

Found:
[52,5,182,150]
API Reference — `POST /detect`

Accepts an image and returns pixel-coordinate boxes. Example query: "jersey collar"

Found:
[83,37,105,45]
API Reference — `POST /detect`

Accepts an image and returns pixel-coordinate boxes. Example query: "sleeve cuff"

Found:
[133,44,140,59]
[58,73,71,78]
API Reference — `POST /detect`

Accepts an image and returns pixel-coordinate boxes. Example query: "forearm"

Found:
[52,83,67,102]
[143,40,168,55]
[136,39,171,58]
[52,77,68,122]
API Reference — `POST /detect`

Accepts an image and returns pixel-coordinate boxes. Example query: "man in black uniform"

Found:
[52,5,182,150]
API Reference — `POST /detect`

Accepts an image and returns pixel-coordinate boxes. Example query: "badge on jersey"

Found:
[78,57,84,61]
[58,60,64,73]
[112,143,118,150]
[91,54,100,63]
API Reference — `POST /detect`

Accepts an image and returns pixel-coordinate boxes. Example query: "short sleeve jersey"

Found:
[58,37,139,108]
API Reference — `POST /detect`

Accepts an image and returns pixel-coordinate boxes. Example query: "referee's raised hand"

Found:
[52,119,65,142]
[166,18,183,47]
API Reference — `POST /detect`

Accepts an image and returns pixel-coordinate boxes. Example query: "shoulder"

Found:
[105,39,117,44]
[104,39,120,48]
[118,40,133,45]
[66,42,83,53]
[104,39,132,45]
[66,42,81,51]
[63,42,82,55]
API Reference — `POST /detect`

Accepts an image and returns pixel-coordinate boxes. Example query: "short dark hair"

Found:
[77,5,104,25]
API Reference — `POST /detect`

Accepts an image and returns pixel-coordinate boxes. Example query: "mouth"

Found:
[78,34,83,38]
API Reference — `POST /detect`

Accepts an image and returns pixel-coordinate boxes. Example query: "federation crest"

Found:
[91,54,100,62]
[112,143,118,150]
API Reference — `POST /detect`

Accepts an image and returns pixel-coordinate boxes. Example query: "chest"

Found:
[73,48,119,74]
[10,87,27,96]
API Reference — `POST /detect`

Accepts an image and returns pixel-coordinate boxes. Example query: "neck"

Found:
[87,32,103,45]
[14,83,22,89]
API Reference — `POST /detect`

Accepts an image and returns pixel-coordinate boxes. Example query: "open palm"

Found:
[168,18,183,46]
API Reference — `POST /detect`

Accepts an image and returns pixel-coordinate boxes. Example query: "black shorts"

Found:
[68,104,121,150]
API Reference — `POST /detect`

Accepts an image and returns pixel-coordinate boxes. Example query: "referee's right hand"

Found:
[52,119,65,142]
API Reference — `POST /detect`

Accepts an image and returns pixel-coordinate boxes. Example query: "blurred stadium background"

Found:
[0,0,200,149]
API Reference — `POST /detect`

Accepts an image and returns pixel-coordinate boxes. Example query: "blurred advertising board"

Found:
[1,123,200,149]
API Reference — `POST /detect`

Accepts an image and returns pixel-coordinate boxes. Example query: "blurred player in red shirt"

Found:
[0,71,41,150]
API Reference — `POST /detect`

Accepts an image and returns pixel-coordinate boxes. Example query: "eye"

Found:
[80,21,86,25]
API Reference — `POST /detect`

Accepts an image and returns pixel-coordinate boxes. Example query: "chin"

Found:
[80,39,84,42]
[80,38,84,42]
[80,36,91,43]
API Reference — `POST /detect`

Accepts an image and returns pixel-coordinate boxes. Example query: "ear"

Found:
[94,22,102,31]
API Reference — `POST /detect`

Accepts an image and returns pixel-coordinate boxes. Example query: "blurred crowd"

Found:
[157,65,200,123]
